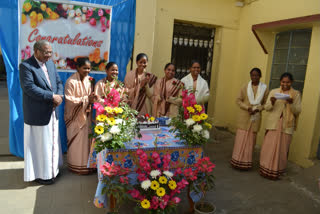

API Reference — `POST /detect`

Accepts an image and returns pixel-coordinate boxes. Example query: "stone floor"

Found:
[0,86,320,214]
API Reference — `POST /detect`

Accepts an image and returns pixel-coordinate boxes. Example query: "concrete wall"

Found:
[132,0,320,167]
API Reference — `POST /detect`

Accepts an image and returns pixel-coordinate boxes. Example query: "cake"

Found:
[137,115,160,130]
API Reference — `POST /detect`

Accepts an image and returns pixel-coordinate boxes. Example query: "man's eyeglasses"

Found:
[39,49,52,55]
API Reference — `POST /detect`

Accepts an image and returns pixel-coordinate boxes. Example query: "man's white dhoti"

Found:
[24,112,63,181]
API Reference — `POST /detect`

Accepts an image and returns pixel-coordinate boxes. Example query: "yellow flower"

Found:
[149,117,155,122]
[105,106,113,114]
[37,13,43,24]
[187,106,195,113]
[30,19,37,28]
[40,3,47,11]
[200,113,208,120]
[141,199,150,209]
[107,117,116,126]
[151,180,160,190]
[192,115,201,122]
[194,104,202,112]
[204,122,212,129]
[114,107,124,114]
[30,11,37,20]
[159,176,167,184]
[168,180,177,190]
[94,125,104,135]
[23,2,32,12]
[21,14,27,24]
[96,114,107,122]
[50,11,59,20]
[156,187,166,197]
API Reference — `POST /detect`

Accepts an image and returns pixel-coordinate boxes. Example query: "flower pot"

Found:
[194,201,216,214]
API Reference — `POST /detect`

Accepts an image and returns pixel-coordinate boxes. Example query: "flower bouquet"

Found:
[169,89,213,146]
[128,149,189,214]
[92,88,140,153]
[100,162,131,213]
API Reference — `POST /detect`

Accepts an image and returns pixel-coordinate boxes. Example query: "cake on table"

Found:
[137,114,160,130]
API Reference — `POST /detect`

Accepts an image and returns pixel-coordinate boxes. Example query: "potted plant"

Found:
[184,156,216,214]
[100,161,132,213]
[128,149,189,213]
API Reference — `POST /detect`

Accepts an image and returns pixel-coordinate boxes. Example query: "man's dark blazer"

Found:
[19,55,63,126]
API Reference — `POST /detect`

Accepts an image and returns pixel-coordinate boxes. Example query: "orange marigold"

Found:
[30,19,37,28]
[40,3,47,11]
[30,11,37,20]
[99,63,106,71]
[46,8,53,16]
[21,14,27,24]
[50,12,59,20]
[103,51,109,61]
[37,13,43,24]
[23,2,32,12]
[94,57,101,64]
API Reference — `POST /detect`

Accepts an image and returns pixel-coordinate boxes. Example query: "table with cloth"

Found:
[87,126,204,208]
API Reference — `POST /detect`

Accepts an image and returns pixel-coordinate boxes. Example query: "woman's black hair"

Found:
[164,63,175,70]
[250,67,262,77]
[76,57,91,68]
[106,62,117,70]
[190,60,201,68]
[280,72,294,81]
[136,53,148,62]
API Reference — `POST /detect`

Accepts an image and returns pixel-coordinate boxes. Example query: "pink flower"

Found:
[171,197,181,204]
[182,89,188,98]
[98,9,104,16]
[137,173,147,182]
[143,162,151,172]
[100,16,106,25]
[89,18,96,26]
[101,24,107,32]
[151,196,159,209]
[151,152,159,159]
[140,152,148,161]
[105,9,110,14]
[21,50,25,60]
[93,102,105,115]
[174,168,182,175]
[120,176,129,184]
[105,88,121,107]
[107,19,110,29]
[136,149,144,156]
[159,201,168,210]
[128,189,140,199]
[25,45,31,58]
[184,168,197,181]
[86,8,93,18]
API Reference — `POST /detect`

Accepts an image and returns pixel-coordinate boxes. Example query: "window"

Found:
[171,22,215,86]
[270,29,312,92]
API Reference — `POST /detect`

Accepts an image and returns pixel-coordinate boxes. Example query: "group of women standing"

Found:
[63,53,210,175]
[231,68,301,180]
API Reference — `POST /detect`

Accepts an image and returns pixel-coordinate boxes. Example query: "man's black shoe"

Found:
[35,178,54,185]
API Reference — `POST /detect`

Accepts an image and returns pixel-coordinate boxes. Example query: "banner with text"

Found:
[19,0,112,72]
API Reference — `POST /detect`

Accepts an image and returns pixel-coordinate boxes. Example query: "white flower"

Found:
[82,6,87,13]
[68,10,75,18]
[58,59,66,68]
[62,4,68,11]
[185,118,195,127]
[99,132,112,142]
[110,125,120,135]
[163,171,173,178]
[115,119,123,124]
[193,124,203,133]
[150,170,161,179]
[141,180,151,190]
[74,16,81,24]
[202,130,210,139]
[75,8,82,16]
[52,52,59,61]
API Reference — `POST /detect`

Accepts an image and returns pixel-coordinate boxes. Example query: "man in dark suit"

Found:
[19,40,63,185]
